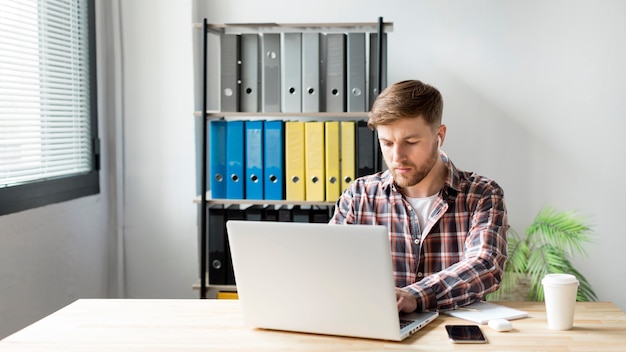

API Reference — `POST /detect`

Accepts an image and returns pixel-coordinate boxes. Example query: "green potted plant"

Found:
[488,206,597,302]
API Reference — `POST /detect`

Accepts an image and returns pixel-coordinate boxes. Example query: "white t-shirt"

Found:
[406,193,439,232]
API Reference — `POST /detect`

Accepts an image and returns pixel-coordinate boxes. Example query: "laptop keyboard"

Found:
[399,319,413,329]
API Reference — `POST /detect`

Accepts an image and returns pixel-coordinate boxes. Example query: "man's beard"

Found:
[389,142,439,189]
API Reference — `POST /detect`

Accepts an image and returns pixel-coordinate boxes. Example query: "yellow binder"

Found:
[340,121,356,191]
[325,121,340,202]
[304,121,325,201]
[216,291,239,300]
[285,121,306,200]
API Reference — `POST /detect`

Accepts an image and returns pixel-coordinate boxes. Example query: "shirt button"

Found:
[414,238,420,245]
[417,272,423,278]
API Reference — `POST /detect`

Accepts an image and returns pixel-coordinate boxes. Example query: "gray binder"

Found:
[324,33,346,112]
[281,33,302,112]
[261,33,281,112]
[368,33,387,109]
[347,33,366,112]
[301,33,321,112]
[240,34,260,112]
[220,34,241,112]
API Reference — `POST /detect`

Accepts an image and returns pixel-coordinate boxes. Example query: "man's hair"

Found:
[368,80,444,130]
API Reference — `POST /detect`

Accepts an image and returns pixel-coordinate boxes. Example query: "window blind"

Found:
[0,0,93,188]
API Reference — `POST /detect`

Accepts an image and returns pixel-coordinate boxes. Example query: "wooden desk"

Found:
[1,300,625,351]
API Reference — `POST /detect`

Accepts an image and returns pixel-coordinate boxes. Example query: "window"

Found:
[0,0,99,215]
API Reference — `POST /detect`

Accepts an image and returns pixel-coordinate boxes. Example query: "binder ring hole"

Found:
[289,87,296,95]
[292,176,300,183]
[231,174,239,182]
[344,176,352,183]
[269,175,278,183]
[311,176,319,183]
[215,174,223,182]
[224,88,233,97]
[307,87,315,95]
[329,176,337,184]
[211,259,222,269]
[250,174,259,183]
[331,89,339,96]
[245,87,253,94]
[352,88,362,96]
[267,51,277,59]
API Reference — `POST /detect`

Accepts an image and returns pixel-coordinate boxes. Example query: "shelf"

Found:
[196,17,390,299]
[193,194,335,207]
[192,280,236,292]
[194,111,370,118]
[193,21,393,34]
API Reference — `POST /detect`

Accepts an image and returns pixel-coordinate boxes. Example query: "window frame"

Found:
[0,0,100,216]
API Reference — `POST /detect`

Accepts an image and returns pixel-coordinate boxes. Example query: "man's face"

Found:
[376,117,440,189]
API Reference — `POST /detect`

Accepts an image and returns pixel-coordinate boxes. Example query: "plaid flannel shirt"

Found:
[329,152,508,311]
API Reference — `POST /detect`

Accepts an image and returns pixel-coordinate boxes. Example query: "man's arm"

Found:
[406,187,508,311]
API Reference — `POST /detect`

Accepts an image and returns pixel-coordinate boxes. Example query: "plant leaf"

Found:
[526,206,593,257]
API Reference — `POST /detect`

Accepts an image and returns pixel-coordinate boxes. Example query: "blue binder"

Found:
[226,120,245,199]
[263,120,284,200]
[209,120,227,199]
[245,120,264,200]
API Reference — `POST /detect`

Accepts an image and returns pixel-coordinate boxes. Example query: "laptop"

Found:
[225,220,439,341]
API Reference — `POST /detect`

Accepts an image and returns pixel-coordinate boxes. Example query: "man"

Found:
[330,80,508,313]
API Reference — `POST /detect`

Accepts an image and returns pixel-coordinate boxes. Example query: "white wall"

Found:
[118,0,197,298]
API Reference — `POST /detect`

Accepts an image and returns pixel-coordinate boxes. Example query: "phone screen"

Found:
[445,325,487,344]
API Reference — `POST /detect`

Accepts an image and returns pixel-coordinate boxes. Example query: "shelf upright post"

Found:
[374,16,384,173]
[200,18,209,299]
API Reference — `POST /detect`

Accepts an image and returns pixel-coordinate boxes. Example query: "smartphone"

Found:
[445,324,487,344]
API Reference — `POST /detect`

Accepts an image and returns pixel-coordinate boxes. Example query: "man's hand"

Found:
[395,287,418,313]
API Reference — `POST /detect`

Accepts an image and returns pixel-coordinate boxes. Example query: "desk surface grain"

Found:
[1,299,625,351]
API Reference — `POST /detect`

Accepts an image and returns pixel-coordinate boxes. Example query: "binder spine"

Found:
[347,33,366,112]
[226,121,245,199]
[220,34,241,112]
[281,33,302,113]
[368,32,387,109]
[240,34,260,112]
[301,33,321,113]
[245,120,264,200]
[324,33,346,113]
[261,33,281,112]
[264,120,285,200]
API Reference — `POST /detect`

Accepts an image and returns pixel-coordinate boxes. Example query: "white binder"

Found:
[347,33,366,112]
[281,33,302,113]
[324,33,346,112]
[220,34,241,112]
[261,33,281,112]
[240,33,260,112]
[301,33,320,112]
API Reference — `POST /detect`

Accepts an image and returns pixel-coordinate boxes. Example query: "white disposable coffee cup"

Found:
[542,273,579,330]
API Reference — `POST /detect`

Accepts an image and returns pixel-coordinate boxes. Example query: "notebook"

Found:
[225,220,439,341]
[443,301,528,325]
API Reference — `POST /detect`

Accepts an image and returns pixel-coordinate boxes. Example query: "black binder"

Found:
[356,120,376,177]
[263,206,279,221]
[225,207,246,285]
[245,204,264,221]
[292,205,311,223]
[311,207,331,223]
[277,205,292,222]
[208,207,227,285]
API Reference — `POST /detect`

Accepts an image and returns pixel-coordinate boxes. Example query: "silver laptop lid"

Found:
[226,220,417,341]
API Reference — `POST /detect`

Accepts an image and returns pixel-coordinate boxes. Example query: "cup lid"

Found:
[542,273,579,286]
